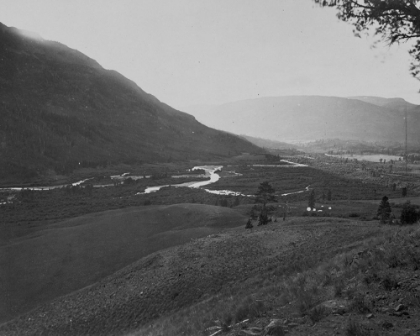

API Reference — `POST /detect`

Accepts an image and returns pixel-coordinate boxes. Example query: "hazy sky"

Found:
[2,0,420,108]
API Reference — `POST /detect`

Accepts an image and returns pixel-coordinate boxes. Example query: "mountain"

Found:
[185,95,420,144]
[0,23,261,184]
[349,96,419,110]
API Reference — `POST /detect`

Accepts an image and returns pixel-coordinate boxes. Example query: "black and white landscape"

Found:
[1,2,420,336]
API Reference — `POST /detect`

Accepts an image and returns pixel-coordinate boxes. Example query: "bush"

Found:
[349,294,370,314]
[308,305,328,323]
[233,298,265,322]
[381,273,399,291]
[346,319,373,336]
[400,201,419,224]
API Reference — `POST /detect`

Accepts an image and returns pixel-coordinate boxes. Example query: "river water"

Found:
[138,165,223,194]
[1,163,310,198]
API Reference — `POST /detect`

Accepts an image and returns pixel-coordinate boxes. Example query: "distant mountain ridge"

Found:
[239,135,298,150]
[0,23,261,183]
[349,96,419,110]
[184,95,420,144]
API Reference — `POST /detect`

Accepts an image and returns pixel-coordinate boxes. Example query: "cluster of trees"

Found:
[377,195,419,224]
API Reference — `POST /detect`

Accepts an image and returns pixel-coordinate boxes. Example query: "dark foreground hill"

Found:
[3,218,418,336]
[0,23,260,184]
[184,95,420,144]
[0,203,246,322]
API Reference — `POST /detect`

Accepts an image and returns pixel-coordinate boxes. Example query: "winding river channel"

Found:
[1,162,311,198]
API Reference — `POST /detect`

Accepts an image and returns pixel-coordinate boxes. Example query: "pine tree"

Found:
[377,196,392,224]
[245,218,253,231]
[308,189,315,209]
[255,181,277,225]
[255,181,277,207]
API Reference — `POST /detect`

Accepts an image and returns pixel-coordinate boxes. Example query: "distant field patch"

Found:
[328,154,403,162]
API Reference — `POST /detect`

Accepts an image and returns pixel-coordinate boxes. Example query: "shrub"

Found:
[233,298,265,322]
[349,294,370,314]
[245,219,253,230]
[381,273,399,291]
[333,278,345,297]
[308,305,328,323]
[400,201,419,224]
[346,319,372,336]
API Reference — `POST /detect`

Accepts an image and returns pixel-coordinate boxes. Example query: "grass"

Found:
[131,224,420,336]
[0,203,246,323]
[346,319,376,336]
[3,219,420,335]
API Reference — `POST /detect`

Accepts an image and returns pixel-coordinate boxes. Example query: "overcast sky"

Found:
[1,0,420,109]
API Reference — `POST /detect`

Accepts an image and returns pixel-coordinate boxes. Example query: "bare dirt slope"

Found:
[0,204,245,323]
[0,217,394,335]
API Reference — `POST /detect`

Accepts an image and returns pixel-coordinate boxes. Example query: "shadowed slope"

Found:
[0,204,245,322]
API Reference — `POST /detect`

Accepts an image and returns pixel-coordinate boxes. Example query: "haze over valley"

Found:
[183,95,420,144]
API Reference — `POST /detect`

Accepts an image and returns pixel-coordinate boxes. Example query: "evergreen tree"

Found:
[255,181,277,225]
[255,181,277,207]
[308,189,315,209]
[258,212,269,226]
[377,196,392,224]
[245,218,253,231]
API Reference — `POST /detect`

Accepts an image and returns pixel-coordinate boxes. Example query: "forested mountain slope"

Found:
[0,23,260,183]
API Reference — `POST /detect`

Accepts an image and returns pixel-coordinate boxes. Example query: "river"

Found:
[138,165,223,194]
[1,163,311,198]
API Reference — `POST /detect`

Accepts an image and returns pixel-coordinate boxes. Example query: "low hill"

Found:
[0,23,260,184]
[185,95,420,144]
[0,203,246,322]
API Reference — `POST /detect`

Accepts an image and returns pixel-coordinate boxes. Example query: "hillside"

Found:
[184,95,420,144]
[2,218,419,336]
[0,203,246,322]
[0,23,260,184]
